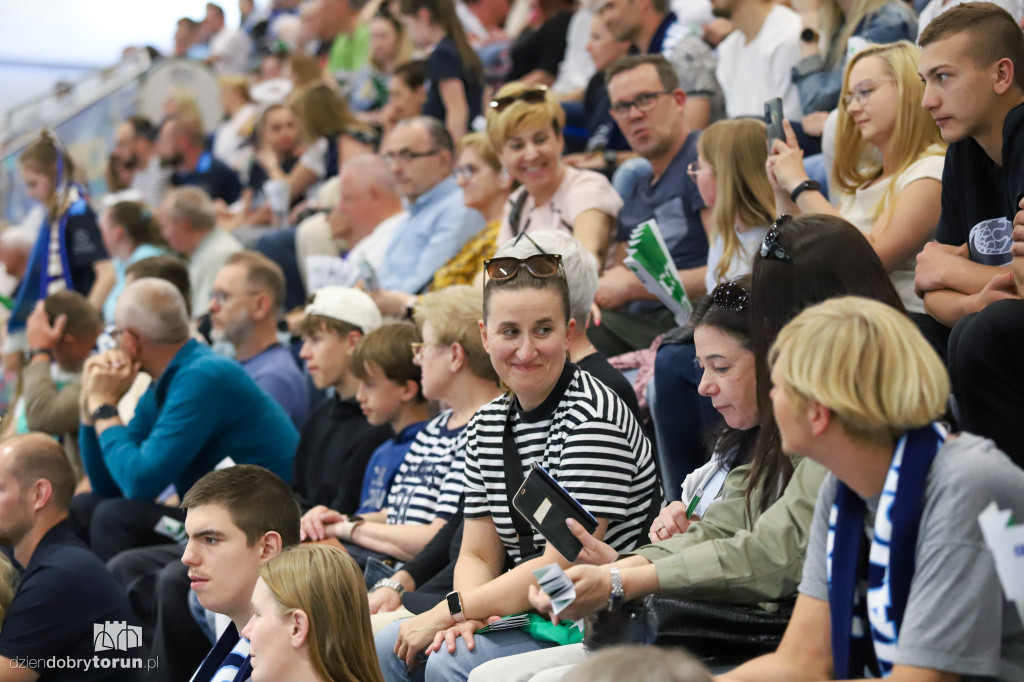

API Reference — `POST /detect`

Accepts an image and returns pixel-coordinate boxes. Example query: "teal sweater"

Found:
[81,340,298,500]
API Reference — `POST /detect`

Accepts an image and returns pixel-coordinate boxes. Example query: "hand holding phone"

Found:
[765,98,785,150]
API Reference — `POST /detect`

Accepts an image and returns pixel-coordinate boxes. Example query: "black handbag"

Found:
[583,595,793,664]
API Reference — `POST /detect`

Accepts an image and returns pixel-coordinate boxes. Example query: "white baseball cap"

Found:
[304,286,382,334]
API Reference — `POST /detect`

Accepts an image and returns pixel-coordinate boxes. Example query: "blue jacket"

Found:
[81,340,298,500]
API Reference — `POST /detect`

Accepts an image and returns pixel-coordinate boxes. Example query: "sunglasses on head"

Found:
[710,280,750,311]
[760,215,793,262]
[489,87,548,113]
[483,253,562,281]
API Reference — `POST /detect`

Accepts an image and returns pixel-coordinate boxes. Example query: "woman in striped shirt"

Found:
[378,246,660,681]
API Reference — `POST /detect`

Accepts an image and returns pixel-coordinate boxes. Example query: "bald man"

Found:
[75,278,297,561]
[302,154,408,290]
[0,434,140,682]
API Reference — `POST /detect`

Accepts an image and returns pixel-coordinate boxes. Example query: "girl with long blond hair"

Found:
[769,41,945,321]
[690,118,776,291]
[242,544,385,682]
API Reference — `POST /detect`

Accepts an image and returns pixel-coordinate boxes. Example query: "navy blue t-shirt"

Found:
[356,419,428,514]
[0,521,140,681]
[423,37,483,126]
[615,130,707,314]
[64,203,107,295]
[171,151,242,204]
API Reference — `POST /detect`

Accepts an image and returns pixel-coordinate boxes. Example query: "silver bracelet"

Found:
[371,578,405,595]
[607,567,624,611]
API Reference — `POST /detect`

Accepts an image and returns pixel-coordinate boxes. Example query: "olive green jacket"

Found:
[624,456,828,606]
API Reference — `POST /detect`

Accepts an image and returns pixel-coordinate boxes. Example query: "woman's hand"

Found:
[566,518,619,566]
[368,585,404,614]
[425,618,499,656]
[395,606,453,670]
[299,505,347,541]
[649,501,691,543]
[766,120,810,196]
[529,564,612,622]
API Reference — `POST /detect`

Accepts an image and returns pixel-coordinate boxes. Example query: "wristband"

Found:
[371,578,406,595]
[28,348,54,361]
[790,179,822,203]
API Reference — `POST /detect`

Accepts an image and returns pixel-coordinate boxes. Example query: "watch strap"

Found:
[790,179,822,203]
[28,348,54,361]
[607,567,624,611]
[91,404,120,423]
[371,578,405,595]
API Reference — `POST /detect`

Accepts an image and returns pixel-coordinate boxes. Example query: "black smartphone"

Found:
[765,97,784,149]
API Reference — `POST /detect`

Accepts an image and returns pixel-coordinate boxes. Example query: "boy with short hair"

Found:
[295,286,393,511]
[181,465,301,682]
[914,2,1024,327]
[349,323,431,519]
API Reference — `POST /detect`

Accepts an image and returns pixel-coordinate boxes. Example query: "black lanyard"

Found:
[502,399,540,561]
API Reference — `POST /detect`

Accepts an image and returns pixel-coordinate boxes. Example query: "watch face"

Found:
[446,591,461,615]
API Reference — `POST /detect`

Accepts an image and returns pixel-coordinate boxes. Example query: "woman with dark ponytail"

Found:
[398,0,484,139]
[97,201,172,323]
[8,132,112,357]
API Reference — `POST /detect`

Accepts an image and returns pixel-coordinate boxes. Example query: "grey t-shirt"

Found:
[799,434,1024,680]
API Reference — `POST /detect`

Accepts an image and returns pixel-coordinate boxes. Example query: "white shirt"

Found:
[550,4,597,96]
[212,103,258,175]
[209,28,253,74]
[837,147,945,314]
[715,5,804,120]
[704,224,768,293]
[304,211,406,291]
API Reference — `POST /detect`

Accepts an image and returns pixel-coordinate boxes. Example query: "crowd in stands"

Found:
[1,0,1024,680]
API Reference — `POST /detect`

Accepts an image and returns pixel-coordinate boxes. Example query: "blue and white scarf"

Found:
[827,422,946,678]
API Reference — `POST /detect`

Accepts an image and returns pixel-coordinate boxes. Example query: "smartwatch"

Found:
[446,590,467,623]
[608,567,624,611]
[91,404,120,423]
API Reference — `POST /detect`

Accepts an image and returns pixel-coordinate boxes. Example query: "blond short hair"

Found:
[413,285,498,383]
[486,82,566,151]
[769,296,949,444]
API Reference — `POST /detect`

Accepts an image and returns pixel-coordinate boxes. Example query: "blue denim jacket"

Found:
[793,2,917,113]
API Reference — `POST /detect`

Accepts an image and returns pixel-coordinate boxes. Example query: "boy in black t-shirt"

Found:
[914,2,1024,329]
[918,3,1024,467]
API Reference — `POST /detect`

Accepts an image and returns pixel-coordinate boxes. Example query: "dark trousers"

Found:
[651,341,719,499]
[71,493,186,561]
[587,308,677,357]
[948,298,1024,467]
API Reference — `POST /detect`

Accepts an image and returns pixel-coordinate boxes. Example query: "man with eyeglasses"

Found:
[588,54,711,357]
[209,251,310,429]
[373,117,486,297]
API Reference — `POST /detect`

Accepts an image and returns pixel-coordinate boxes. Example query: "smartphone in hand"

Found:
[765,97,785,149]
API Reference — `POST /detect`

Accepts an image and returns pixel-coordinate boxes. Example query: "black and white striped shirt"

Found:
[463,364,661,563]
[386,410,466,525]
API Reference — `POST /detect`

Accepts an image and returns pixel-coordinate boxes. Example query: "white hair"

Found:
[116,278,191,345]
[495,231,599,325]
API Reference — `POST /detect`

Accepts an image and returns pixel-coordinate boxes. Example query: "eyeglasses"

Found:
[489,87,548,113]
[710,281,750,311]
[759,215,792,262]
[686,160,709,181]
[842,79,895,109]
[483,253,562,281]
[210,289,259,304]
[454,164,479,182]
[410,341,428,360]
[381,148,440,165]
[609,90,673,119]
